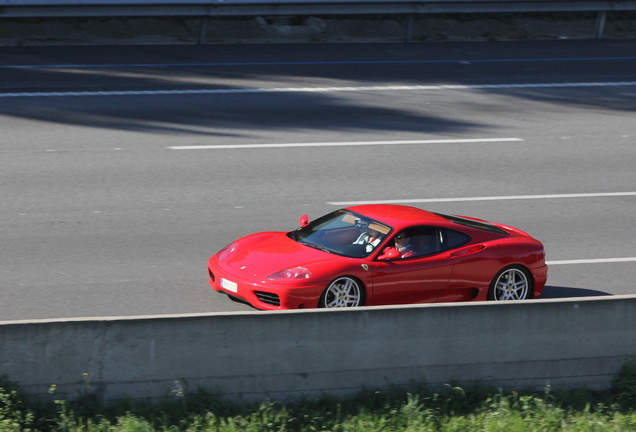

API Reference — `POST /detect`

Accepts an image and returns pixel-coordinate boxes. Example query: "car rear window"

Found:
[434,213,510,235]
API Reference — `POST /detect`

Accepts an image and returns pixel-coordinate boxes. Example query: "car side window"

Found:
[409,230,441,256]
[384,227,472,259]
[386,227,442,259]
[440,229,471,251]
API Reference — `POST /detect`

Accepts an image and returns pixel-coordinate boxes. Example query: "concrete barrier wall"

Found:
[2,295,636,402]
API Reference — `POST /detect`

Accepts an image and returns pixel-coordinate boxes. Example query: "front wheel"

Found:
[488,266,532,301]
[319,276,364,308]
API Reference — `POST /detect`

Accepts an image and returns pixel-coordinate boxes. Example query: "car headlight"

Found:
[217,242,237,260]
[268,267,311,280]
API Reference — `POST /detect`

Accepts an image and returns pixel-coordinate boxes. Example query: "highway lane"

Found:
[1,40,635,320]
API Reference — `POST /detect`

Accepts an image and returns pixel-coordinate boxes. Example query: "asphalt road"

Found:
[1,39,635,321]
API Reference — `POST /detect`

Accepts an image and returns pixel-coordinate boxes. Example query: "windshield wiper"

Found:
[300,241,332,254]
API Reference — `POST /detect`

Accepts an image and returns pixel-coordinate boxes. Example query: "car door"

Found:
[369,227,454,305]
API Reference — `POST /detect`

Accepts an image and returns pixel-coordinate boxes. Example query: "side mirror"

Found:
[299,215,309,227]
[377,247,400,260]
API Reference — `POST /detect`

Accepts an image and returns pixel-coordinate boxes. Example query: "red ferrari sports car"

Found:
[208,205,547,310]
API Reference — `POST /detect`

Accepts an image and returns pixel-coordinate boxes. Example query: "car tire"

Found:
[319,276,365,308]
[488,265,532,301]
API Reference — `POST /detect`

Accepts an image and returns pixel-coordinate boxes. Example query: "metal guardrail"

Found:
[4,0,636,15]
[2,0,635,43]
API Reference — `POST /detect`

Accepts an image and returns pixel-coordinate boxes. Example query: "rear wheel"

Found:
[319,276,364,308]
[488,266,532,301]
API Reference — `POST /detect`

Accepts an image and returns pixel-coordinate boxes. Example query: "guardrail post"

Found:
[404,14,414,42]
[198,16,208,44]
[595,11,607,39]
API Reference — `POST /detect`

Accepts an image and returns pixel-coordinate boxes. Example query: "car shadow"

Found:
[539,285,612,299]
[1,40,635,137]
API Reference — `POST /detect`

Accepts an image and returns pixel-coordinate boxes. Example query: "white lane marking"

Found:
[2,81,636,98]
[328,192,636,206]
[169,138,522,150]
[547,257,636,265]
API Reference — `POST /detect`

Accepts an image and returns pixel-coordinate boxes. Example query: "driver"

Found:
[392,232,416,258]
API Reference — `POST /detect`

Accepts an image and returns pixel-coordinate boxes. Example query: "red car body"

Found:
[208,205,547,310]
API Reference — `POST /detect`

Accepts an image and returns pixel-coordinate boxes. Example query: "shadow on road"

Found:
[540,285,612,299]
[0,40,634,137]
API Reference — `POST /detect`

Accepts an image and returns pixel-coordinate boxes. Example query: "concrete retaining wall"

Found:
[2,295,636,402]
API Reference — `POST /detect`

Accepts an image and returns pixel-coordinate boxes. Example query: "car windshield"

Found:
[290,209,392,258]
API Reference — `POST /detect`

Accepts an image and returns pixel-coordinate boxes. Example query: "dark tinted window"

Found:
[442,229,471,250]
[387,227,442,258]
[386,226,471,258]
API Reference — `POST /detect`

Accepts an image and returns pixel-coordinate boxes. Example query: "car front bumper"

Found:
[207,256,323,310]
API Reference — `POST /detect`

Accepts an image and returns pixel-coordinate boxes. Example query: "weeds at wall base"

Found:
[1,359,636,431]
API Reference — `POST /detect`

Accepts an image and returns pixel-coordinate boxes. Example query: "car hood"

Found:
[225,233,338,279]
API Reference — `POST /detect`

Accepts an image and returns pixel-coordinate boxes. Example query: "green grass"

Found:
[2,360,636,432]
